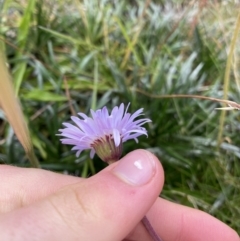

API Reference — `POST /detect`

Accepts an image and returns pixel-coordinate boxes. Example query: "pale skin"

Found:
[0,150,239,241]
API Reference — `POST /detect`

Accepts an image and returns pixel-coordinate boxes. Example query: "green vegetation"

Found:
[1,0,240,232]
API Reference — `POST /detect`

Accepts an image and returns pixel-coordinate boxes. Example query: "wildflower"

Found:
[58,103,151,164]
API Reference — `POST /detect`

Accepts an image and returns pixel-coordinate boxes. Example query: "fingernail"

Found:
[112,150,156,186]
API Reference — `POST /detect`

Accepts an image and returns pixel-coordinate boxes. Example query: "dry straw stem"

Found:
[0,53,40,168]
[135,89,240,110]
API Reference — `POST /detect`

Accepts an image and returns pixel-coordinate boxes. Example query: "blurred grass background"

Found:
[0,0,240,232]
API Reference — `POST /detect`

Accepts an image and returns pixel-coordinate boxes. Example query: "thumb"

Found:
[0,150,164,241]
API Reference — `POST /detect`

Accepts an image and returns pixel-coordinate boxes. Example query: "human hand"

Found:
[0,150,239,241]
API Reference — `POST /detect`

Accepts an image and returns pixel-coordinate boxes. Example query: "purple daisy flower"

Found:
[58,103,151,164]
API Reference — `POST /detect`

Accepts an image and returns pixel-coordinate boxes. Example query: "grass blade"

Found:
[13,0,36,95]
[217,13,240,146]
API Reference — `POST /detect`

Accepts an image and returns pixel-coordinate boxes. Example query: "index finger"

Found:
[127,198,239,241]
[0,165,80,213]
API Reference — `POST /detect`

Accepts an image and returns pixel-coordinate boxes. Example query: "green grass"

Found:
[1,0,240,232]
